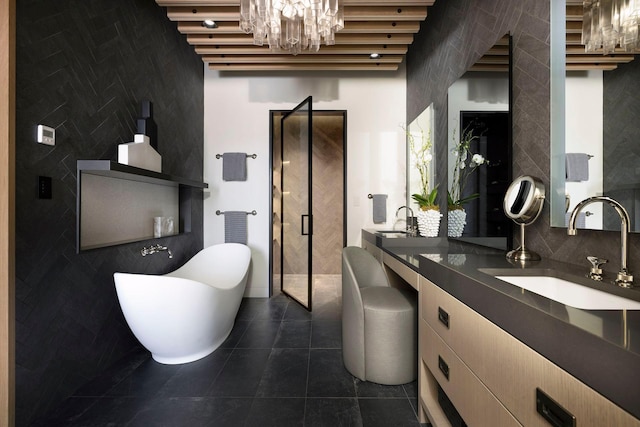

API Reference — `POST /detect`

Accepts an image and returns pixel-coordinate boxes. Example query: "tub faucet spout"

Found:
[568,196,633,287]
[141,244,173,259]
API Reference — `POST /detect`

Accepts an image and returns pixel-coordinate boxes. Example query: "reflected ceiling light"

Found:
[370,53,381,59]
[582,0,640,54]
[202,19,218,29]
[240,0,344,55]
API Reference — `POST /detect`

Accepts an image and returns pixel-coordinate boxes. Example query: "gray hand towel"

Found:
[224,211,247,244]
[565,212,586,228]
[372,194,388,224]
[565,153,589,182]
[222,153,247,181]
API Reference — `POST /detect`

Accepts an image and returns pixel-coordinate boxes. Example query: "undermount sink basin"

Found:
[375,230,408,238]
[495,275,640,310]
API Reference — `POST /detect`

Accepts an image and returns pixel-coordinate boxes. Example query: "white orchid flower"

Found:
[471,154,485,165]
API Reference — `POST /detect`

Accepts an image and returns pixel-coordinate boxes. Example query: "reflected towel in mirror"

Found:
[565,153,590,182]
[565,212,586,228]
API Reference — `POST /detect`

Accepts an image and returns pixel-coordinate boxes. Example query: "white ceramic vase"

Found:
[448,208,467,237]
[416,209,442,237]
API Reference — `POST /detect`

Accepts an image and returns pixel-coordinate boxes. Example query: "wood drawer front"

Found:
[383,252,419,291]
[419,276,640,427]
[464,307,640,427]
[420,276,477,356]
[420,320,522,427]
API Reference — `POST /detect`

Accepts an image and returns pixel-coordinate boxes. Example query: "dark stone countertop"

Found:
[362,229,640,420]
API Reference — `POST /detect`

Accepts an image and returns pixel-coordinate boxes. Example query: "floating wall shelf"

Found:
[76,160,208,252]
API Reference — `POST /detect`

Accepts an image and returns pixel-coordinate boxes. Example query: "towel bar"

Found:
[215,154,257,159]
[216,210,257,215]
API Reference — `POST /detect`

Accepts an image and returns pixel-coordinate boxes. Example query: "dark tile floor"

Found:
[32,276,422,426]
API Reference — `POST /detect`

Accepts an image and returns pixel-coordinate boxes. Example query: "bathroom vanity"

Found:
[361,229,640,427]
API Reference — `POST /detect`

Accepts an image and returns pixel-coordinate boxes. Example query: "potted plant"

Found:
[404,123,442,237]
[412,186,442,237]
[448,122,488,237]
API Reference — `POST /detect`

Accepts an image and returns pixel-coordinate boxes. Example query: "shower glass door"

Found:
[281,96,312,310]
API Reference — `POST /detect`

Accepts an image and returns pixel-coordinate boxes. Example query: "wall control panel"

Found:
[37,125,55,146]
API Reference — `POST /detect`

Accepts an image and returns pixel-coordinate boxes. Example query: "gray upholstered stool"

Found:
[342,246,417,385]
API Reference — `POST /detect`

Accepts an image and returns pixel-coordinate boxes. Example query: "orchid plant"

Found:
[404,123,438,211]
[448,122,488,210]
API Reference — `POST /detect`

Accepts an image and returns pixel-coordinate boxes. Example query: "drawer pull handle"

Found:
[438,307,450,328]
[438,355,450,380]
[536,388,576,427]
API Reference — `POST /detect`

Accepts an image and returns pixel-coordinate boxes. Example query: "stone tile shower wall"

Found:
[15,0,204,424]
[406,0,640,269]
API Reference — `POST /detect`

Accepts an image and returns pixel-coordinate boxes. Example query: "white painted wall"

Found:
[204,66,407,297]
[565,70,603,229]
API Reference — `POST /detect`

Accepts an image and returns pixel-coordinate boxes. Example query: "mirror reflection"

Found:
[407,104,435,206]
[446,34,512,250]
[551,0,640,232]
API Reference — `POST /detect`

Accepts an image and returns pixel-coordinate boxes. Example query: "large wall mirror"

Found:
[406,104,435,207]
[445,34,513,250]
[551,1,640,232]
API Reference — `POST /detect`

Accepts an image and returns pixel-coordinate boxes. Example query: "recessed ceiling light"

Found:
[370,53,381,59]
[202,19,218,29]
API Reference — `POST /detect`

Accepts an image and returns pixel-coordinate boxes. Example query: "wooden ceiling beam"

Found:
[203,54,404,63]
[178,20,421,34]
[196,44,408,54]
[188,32,414,45]
[159,0,433,6]
[208,62,400,71]
[167,6,427,21]
[566,63,619,71]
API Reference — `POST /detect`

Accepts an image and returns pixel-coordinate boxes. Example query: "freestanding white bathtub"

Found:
[114,243,251,364]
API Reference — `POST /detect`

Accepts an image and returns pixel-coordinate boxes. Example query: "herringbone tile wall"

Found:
[15,0,204,425]
[276,113,345,277]
[603,58,640,230]
[406,0,640,270]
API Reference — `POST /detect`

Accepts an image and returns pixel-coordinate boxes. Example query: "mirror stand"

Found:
[503,175,545,263]
[506,223,541,261]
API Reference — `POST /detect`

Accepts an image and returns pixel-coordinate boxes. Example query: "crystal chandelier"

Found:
[582,0,640,54]
[239,0,344,55]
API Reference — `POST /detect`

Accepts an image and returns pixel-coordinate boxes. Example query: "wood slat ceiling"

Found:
[155,0,434,71]
[156,0,638,72]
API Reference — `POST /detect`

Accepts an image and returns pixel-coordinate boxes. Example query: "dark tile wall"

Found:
[603,59,640,230]
[15,0,204,424]
[406,0,640,271]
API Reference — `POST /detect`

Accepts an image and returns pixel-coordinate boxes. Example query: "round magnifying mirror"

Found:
[503,175,545,262]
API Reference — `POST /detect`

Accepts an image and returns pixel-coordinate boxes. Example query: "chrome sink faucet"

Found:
[568,196,633,288]
[396,206,416,236]
[141,244,173,259]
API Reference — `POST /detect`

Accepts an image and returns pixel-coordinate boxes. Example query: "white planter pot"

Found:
[416,209,442,237]
[448,208,467,237]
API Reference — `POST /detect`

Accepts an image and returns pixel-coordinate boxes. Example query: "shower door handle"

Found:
[301,214,313,236]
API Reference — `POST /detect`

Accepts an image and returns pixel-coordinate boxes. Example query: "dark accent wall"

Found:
[15,0,204,424]
[603,58,640,230]
[407,0,640,270]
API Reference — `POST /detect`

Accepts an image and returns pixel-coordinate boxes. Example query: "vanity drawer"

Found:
[419,276,640,427]
[420,319,522,427]
[420,276,479,357]
[461,304,640,427]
